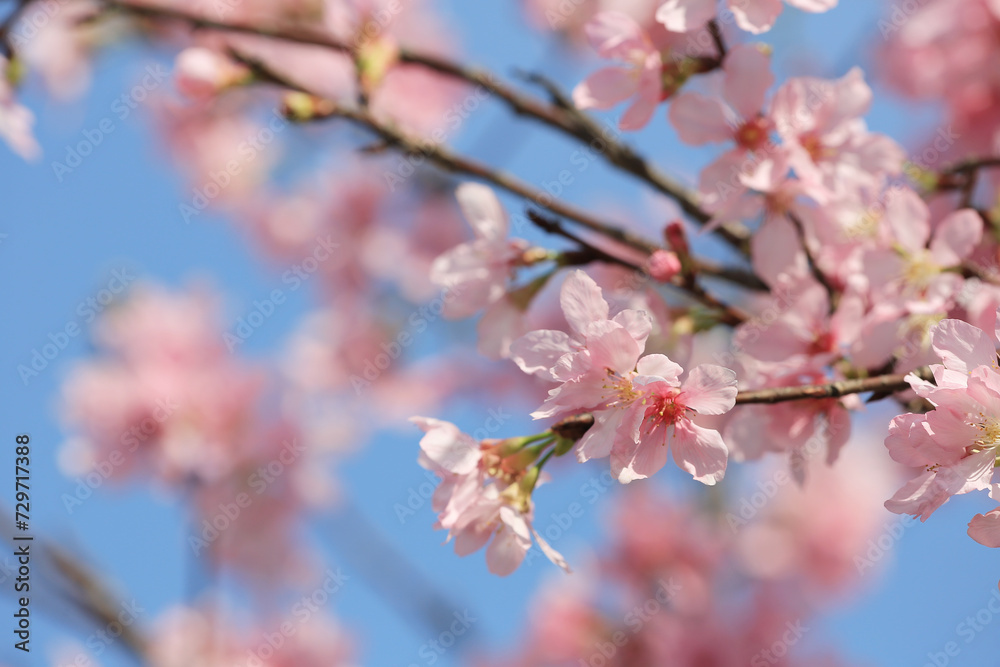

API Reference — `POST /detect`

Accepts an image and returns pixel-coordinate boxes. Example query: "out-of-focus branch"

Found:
[302,101,669,255]
[1,511,149,663]
[101,0,751,253]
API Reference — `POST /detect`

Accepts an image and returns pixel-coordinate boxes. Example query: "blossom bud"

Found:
[647,250,682,282]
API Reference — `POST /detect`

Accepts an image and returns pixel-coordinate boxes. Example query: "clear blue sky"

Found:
[2,1,1000,666]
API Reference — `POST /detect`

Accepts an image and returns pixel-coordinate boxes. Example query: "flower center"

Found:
[735,116,771,152]
[901,249,941,289]
[800,133,830,162]
[642,389,688,441]
[602,370,642,409]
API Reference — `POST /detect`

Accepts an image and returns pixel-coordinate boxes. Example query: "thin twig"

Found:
[734,368,930,405]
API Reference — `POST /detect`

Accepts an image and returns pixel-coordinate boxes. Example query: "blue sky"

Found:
[2,1,1000,666]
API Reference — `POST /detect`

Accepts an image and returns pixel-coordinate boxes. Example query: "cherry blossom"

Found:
[884,316,1000,521]
[411,416,570,575]
[571,11,670,129]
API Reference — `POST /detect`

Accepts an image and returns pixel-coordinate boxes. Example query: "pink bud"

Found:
[647,250,681,282]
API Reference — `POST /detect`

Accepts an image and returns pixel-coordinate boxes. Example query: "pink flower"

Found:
[411,417,570,575]
[572,12,667,130]
[510,269,651,382]
[884,316,1000,520]
[669,44,774,150]
[862,193,982,315]
[603,355,738,484]
[516,272,737,484]
[770,68,904,203]
[657,0,837,35]
[430,183,530,320]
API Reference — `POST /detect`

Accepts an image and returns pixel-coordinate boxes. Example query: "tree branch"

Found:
[734,368,931,404]
[552,368,932,439]
[102,0,751,253]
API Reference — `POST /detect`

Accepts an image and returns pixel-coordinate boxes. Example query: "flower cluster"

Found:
[884,316,1000,548]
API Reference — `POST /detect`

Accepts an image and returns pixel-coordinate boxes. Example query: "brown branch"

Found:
[941,156,1000,176]
[523,211,748,325]
[553,368,932,440]
[103,0,751,253]
[304,102,670,255]
[734,368,931,405]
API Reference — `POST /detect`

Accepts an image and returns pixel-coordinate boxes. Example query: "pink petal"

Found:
[455,183,508,242]
[532,529,572,572]
[730,0,784,34]
[656,0,717,32]
[576,409,621,462]
[822,67,873,130]
[411,417,481,474]
[930,209,982,267]
[884,470,951,521]
[750,215,808,288]
[617,427,672,483]
[669,92,734,145]
[573,66,637,110]
[584,11,649,59]
[670,421,728,485]
[586,324,642,375]
[618,68,661,130]
[969,510,1000,548]
[723,44,774,119]
[486,508,531,576]
[509,329,573,379]
[785,0,837,11]
[612,309,652,350]
[883,186,930,253]
[884,413,958,467]
[560,270,610,335]
[931,318,997,373]
[680,365,738,415]
[636,354,684,384]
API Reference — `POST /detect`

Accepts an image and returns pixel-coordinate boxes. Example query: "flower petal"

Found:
[680,364,738,415]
